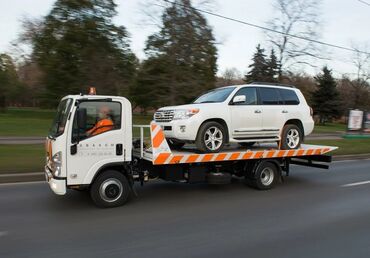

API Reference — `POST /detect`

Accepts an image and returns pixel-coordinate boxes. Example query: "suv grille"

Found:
[154,110,174,122]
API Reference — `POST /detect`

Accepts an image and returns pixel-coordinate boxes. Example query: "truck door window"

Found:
[72,101,121,142]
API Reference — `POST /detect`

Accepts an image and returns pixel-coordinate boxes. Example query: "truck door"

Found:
[66,100,125,185]
[229,87,263,139]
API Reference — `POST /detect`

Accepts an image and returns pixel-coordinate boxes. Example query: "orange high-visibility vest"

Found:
[87,118,114,136]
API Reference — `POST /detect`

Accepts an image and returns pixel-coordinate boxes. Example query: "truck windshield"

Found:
[49,98,73,138]
[193,87,236,104]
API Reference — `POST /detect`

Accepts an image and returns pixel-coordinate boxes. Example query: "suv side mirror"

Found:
[77,108,87,130]
[232,95,246,104]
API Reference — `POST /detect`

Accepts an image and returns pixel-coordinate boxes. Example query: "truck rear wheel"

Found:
[90,170,131,208]
[245,161,279,190]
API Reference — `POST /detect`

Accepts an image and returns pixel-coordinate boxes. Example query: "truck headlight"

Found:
[51,151,62,177]
[173,109,199,120]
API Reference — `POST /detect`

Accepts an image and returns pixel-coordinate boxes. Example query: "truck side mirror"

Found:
[77,108,87,130]
[232,95,246,104]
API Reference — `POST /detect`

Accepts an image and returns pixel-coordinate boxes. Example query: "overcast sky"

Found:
[0,0,369,77]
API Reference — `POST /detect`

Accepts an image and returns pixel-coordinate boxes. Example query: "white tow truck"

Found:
[45,89,337,208]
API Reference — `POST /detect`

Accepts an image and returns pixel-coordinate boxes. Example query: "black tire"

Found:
[90,170,131,208]
[246,161,279,190]
[280,124,302,150]
[196,121,226,153]
[168,139,185,149]
[239,142,256,148]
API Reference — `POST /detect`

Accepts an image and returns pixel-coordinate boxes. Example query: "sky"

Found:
[0,0,369,78]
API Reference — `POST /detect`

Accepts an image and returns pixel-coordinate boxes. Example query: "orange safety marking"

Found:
[242,152,253,159]
[151,124,157,132]
[276,150,286,157]
[323,148,330,153]
[169,155,183,164]
[297,149,305,156]
[306,149,314,156]
[154,153,171,164]
[286,150,296,156]
[266,150,276,158]
[314,149,322,155]
[254,151,264,159]
[215,153,227,161]
[202,154,214,162]
[229,152,241,160]
[152,131,165,148]
[186,154,200,163]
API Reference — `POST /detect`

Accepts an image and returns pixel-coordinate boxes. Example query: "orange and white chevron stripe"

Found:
[149,122,337,165]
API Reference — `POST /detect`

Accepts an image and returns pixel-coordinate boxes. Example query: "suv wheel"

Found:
[280,124,302,150]
[196,121,226,153]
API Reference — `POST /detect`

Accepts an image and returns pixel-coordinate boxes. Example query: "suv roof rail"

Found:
[249,82,296,88]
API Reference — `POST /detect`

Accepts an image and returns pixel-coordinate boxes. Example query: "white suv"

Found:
[154,83,314,153]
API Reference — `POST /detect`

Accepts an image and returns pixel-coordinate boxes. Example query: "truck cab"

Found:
[45,94,132,197]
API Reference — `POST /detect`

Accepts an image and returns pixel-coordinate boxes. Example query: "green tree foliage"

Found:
[0,54,23,111]
[312,66,343,124]
[244,45,279,83]
[30,0,137,107]
[134,0,217,108]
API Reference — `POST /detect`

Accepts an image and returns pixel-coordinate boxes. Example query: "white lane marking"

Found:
[0,231,8,237]
[341,180,370,187]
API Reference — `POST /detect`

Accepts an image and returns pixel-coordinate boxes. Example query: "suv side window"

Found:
[72,101,121,142]
[279,89,300,105]
[259,87,282,105]
[232,87,258,105]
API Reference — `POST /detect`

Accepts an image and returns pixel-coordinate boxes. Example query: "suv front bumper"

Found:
[155,117,201,141]
[45,166,66,195]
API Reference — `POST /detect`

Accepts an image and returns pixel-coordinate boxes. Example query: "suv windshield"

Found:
[193,87,236,104]
[49,98,73,138]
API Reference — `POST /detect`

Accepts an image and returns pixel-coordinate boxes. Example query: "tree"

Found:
[312,66,342,124]
[135,0,218,107]
[244,45,279,83]
[0,54,22,111]
[266,0,322,74]
[28,0,137,107]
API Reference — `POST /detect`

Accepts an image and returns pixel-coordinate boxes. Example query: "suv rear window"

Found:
[279,89,300,105]
[259,87,282,105]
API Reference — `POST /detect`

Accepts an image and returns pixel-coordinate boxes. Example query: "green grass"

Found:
[0,108,55,136]
[313,123,346,134]
[306,138,370,155]
[0,145,45,173]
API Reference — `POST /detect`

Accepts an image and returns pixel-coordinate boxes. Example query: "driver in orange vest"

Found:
[87,105,114,136]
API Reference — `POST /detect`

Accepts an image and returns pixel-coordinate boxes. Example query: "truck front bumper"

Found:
[45,166,66,195]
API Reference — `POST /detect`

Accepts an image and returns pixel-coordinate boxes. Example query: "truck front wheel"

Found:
[90,170,131,208]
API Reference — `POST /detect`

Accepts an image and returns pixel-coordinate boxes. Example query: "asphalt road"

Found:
[1,160,370,258]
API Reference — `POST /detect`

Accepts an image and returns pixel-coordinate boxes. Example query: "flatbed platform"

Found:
[133,123,338,165]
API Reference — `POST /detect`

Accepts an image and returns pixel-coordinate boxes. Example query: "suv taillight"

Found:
[310,107,313,116]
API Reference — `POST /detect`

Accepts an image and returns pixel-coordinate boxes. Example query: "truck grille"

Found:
[154,110,174,122]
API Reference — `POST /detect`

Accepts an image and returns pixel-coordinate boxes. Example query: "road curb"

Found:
[0,172,44,184]
[332,153,370,161]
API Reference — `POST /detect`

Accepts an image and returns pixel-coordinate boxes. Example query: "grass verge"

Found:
[0,145,45,174]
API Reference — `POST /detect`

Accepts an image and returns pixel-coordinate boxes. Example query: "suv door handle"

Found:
[282,110,288,113]
[254,110,262,114]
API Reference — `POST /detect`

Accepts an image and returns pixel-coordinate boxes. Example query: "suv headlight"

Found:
[173,109,199,120]
[51,151,62,177]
